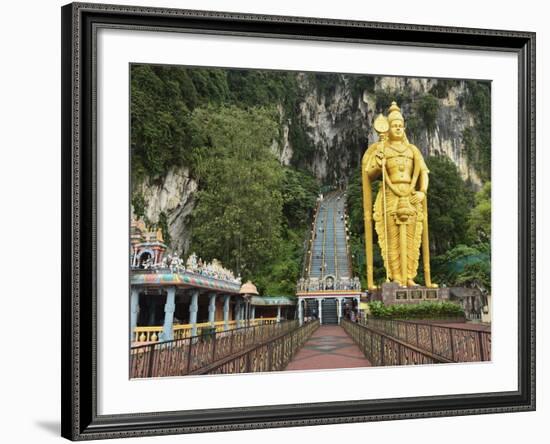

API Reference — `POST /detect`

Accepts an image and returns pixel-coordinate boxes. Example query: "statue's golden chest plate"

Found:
[385,146,414,182]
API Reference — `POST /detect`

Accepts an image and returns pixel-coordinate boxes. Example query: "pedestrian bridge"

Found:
[129,315,491,378]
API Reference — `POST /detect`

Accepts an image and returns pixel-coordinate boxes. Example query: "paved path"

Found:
[285,325,371,371]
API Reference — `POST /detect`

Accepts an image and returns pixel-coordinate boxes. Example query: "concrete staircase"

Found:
[321,298,338,324]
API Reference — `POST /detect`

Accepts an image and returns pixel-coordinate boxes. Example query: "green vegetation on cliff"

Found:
[463,81,491,181]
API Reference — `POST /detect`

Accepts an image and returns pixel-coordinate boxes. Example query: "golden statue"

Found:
[361,101,436,289]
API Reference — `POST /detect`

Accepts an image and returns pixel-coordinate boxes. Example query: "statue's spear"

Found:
[381,148,390,283]
[374,114,390,284]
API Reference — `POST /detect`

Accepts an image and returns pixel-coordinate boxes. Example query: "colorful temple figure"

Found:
[361,102,437,289]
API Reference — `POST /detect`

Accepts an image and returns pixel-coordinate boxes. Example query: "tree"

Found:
[189,105,283,280]
[431,243,490,289]
[425,155,474,256]
[467,181,491,244]
[280,168,319,228]
[456,261,491,293]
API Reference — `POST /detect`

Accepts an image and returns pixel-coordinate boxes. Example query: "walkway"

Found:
[284,325,371,371]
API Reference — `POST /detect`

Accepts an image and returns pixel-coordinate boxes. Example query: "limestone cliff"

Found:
[132,167,197,255]
[272,75,484,187]
[133,73,488,254]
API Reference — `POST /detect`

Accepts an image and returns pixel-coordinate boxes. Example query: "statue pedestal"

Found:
[375,282,449,305]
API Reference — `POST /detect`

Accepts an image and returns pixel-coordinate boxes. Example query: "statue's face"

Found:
[389,119,405,140]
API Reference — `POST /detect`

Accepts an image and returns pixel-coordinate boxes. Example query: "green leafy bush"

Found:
[367,300,464,320]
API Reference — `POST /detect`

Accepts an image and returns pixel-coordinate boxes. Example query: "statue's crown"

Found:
[387,101,404,123]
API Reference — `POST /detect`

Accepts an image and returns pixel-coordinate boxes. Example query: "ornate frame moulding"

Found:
[61,2,535,440]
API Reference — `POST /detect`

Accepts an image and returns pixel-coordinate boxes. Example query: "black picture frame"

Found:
[61,2,536,440]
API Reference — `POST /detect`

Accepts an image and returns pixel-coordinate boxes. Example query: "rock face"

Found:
[133,167,197,255]
[273,75,483,187]
[134,74,487,254]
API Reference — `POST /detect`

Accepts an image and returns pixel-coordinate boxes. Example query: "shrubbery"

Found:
[367,300,464,320]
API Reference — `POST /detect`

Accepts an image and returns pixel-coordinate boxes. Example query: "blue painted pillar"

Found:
[251,305,256,321]
[240,298,246,327]
[223,295,230,331]
[234,298,242,328]
[161,286,176,342]
[208,292,217,326]
[130,287,140,342]
[189,289,199,337]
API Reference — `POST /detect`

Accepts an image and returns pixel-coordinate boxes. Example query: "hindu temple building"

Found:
[129,219,296,344]
[295,191,364,324]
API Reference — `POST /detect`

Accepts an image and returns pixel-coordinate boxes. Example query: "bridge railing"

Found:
[342,319,452,366]
[132,318,278,344]
[362,318,491,362]
[130,320,315,378]
[202,319,320,375]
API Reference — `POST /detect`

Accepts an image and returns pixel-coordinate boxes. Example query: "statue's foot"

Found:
[393,277,407,287]
[407,279,419,287]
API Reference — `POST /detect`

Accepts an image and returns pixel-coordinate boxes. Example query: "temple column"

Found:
[130,287,140,342]
[297,298,303,326]
[240,299,246,327]
[319,298,323,324]
[189,289,199,337]
[234,298,242,328]
[276,306,281,323]
[161,286,176,342]
[337,297,343,324]
[251,305,256,321]
[223,294,230,331]
[208,292,217,326]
